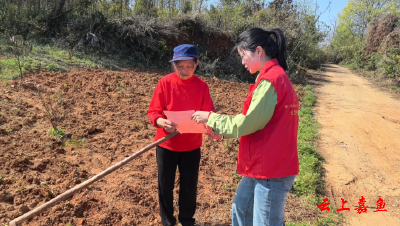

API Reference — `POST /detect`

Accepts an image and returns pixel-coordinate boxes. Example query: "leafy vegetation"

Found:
[293,85,322,195]
[290,85,342,225]
[48,127,66,139]
[325,0,400,91]
[65,135,86,150]
[0,0,327,83]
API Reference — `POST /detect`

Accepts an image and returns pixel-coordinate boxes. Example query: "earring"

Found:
[259,56,261,60]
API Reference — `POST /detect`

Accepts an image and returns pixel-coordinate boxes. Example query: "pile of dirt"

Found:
[0,69,317,225]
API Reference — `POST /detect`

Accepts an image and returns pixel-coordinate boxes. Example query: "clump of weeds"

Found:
[65,135,86,149]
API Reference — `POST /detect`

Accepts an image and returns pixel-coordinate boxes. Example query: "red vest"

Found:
[237,59,299,179]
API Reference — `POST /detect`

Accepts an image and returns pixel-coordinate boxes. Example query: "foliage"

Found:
[48,128,66,139]
[6,35,32,81]
[377,47,400,78]
[38,87,68,132]
[0,0,327,83]
[329,0,400,63]
[365,14,399,55]
[293,85,323,196]
[65,135,86,149]
[330,12,400,82]
[0,44,100,80]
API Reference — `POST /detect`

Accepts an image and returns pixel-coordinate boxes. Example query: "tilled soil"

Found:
[1,68,318,226]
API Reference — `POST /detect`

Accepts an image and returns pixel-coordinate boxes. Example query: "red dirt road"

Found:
[313,65,400,225]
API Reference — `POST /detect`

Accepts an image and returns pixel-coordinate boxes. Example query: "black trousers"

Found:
[156,145,201,226]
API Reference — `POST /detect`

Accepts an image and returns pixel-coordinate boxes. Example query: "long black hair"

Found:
[235,27,288,71]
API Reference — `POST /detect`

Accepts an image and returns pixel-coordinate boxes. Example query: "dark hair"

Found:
[235,27,288,71]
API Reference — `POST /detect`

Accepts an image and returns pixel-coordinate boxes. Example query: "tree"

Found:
[50,0,67,19]
[332,0,400,62]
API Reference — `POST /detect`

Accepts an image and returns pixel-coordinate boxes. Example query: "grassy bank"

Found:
[287,85,343,226]
[0,44,118,82]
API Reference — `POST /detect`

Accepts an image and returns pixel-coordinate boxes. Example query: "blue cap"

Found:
[169,44,199,62]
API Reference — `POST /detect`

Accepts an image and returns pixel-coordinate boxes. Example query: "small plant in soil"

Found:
[7,35,32,82]
[50,89,65,105]
[231,171,242,185]
[65,135,86,149]
[5,128,12,134]
[48,128,66,139]
[223,139,229,149]
[0,174,3,180]
[37,85,68,134]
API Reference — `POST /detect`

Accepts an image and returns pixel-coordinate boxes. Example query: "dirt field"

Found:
[0,69,317,226]
[312,64,400,225]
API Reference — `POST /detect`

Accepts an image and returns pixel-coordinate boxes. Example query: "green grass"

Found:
[293,85,322,196]
[0,44,102,80]
[389,85,400,93]
[286,222,310,226]
[290,85,342,225]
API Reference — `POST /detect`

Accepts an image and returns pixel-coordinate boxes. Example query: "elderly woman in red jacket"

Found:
[192,28,299,226]
[148,44,215,226]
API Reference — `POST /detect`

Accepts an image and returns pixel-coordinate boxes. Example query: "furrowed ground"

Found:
[0,68,323,226]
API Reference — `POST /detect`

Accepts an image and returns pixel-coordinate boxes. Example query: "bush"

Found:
[46,62,67,72]
[0,1,326,83]
[377,47,400,78]
[364,52,383,71]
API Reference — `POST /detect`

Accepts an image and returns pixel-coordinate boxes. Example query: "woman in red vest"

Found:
[192,28,299,225]
[148,44,215,226]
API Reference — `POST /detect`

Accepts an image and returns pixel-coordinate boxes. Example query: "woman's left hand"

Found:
[191,111,210,124]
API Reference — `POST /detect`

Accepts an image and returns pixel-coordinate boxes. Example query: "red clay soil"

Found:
[0,69,317,226]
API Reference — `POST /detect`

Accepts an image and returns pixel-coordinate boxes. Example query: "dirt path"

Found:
[313,64,400,225]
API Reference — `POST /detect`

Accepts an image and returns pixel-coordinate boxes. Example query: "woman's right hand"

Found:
[156,118,177,133]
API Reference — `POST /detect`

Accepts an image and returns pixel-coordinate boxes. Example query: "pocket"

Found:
[268,176,296,192]
[281,175,296,192]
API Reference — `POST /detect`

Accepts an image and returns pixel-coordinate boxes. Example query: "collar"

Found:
[173,72,196,84]
[256,59,279,84]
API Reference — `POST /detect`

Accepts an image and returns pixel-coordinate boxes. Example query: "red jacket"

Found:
[148,72,215,151]
[237,59,299,179]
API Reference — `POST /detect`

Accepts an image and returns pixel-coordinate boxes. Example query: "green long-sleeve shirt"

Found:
[207,79,277,138]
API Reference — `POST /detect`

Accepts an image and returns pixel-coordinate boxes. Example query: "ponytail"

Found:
[235,27,288,71]
[269,28,288,71]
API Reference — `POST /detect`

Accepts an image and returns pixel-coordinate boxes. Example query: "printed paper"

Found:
[164,110,208,134]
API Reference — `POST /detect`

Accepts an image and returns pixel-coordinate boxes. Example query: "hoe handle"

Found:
[9,131,179,226]
[10,107,219,226]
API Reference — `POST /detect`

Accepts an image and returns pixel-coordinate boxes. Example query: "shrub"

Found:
[377,47,400,78]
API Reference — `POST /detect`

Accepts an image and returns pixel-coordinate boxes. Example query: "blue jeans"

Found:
[232,175,296,226]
